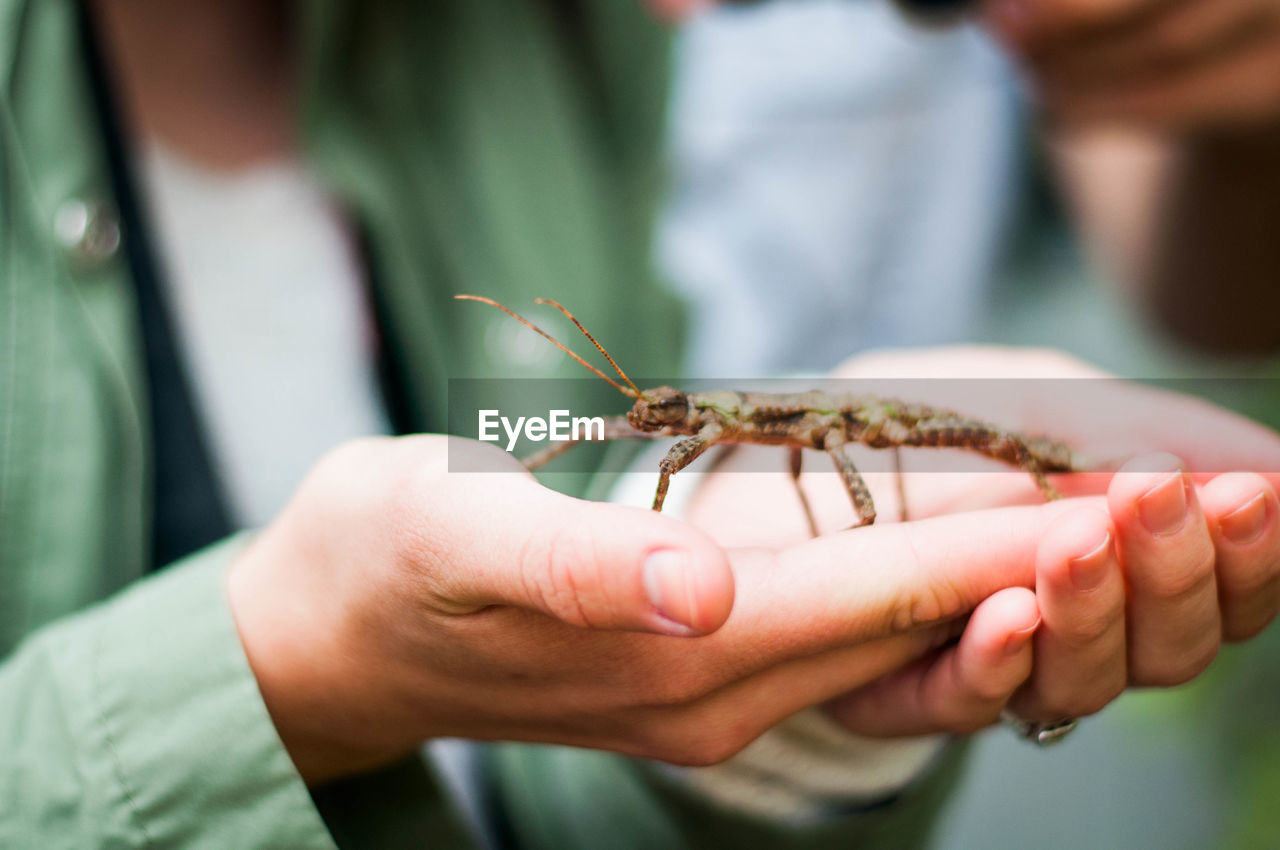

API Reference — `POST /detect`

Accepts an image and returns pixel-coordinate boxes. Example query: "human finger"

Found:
[986,0,1174,54]
[618,626,955,766]
[1201,473,1280,641]
[1031,0,1275,90]
[1008,508,1127,720]
[707,498,1094,665]
[411,439,735,637]
[607,499,1088,703]
[1044,26,1280,128]
[823,588,1040,737]
[1108,454,1221,686]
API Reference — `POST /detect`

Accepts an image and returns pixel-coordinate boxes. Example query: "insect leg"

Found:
[1024,436,1079,473]
[522,416,662,471]
[788,447,820,538]
[892,447,909,523]
[826,442,877,528]
[652,424,723,512]
[523,439,584,471]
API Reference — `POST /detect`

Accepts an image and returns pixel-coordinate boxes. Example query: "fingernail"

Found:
[1139,472,1188,537]
[1220,493,1269,545]
[1005,618,1040,654]
[1069,531,1112,591]
[644,550,700,633]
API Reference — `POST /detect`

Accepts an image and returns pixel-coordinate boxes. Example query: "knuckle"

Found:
[1136,663,1194,688]
[1059,607,1123,648]
[518,527,599,628]
[646,665,711,707]
[627,722,677,763]
[389,437,456,519]
[885,527,962,634]
[969,683,1013,707]
[944,709,1001,736]
[1143,556,1215,602]
[1034,684,1117,720]
[1188,638,1222,677]
[1137,642,1219,687]
[676,735,749,768]
[934,690,1005,734]
[636,717,752,767]
[1072,690,1119,718]
[891,581,964,632]
[892,532,967,632]
[967,671,1021,704]
[1223,597,1280,642]
[393,434,453,485]
[1222,554,1280,601]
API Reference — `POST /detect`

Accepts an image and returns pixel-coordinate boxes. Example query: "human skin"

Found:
[986,0,1280,129]
[227,433,1040,784]
[688,347,1280,734]
[228,348,1280,783]
[986,0,1280,353]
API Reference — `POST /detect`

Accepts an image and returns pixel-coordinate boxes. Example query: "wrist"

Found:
[226,527,415,784]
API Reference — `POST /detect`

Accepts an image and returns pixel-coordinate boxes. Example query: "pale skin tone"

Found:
[92,0,1280,786]
[691,349,1280,733]
[228,349,1280,784]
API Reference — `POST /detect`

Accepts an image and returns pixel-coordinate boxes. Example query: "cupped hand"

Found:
[686,346,1280,735]
[228,434,1094,784]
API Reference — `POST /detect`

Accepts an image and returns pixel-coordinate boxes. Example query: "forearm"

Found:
[1051,122,1280,354]
[1145,123,1280,354]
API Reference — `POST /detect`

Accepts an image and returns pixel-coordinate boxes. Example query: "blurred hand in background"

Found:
[985,0,1280,129]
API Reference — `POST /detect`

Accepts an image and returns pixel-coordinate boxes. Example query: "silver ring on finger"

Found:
[1000,709,1078,746]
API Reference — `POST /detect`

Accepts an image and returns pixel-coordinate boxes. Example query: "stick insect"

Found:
[457,295,1080,534]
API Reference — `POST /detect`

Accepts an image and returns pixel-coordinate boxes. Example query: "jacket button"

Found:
[53,199,122,268]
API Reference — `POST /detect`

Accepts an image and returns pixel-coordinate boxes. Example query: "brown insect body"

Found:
[630,387,1078,469]
[456,295,1080,533]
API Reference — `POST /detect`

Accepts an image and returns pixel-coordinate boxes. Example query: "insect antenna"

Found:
[454,295,640,398]
[533,297,642,398]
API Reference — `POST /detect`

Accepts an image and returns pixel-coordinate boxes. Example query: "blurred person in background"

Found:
[1,1,1279,849]
[661,0,1280,375]
[654,0,1280,846]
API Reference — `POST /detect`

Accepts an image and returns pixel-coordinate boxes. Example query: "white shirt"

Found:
[660,1,1019,376]
[138,144,390,529]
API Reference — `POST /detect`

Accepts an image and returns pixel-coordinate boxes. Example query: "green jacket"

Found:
[0,0,960,846]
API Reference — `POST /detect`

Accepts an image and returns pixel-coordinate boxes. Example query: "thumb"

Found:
[439,474,735,636]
